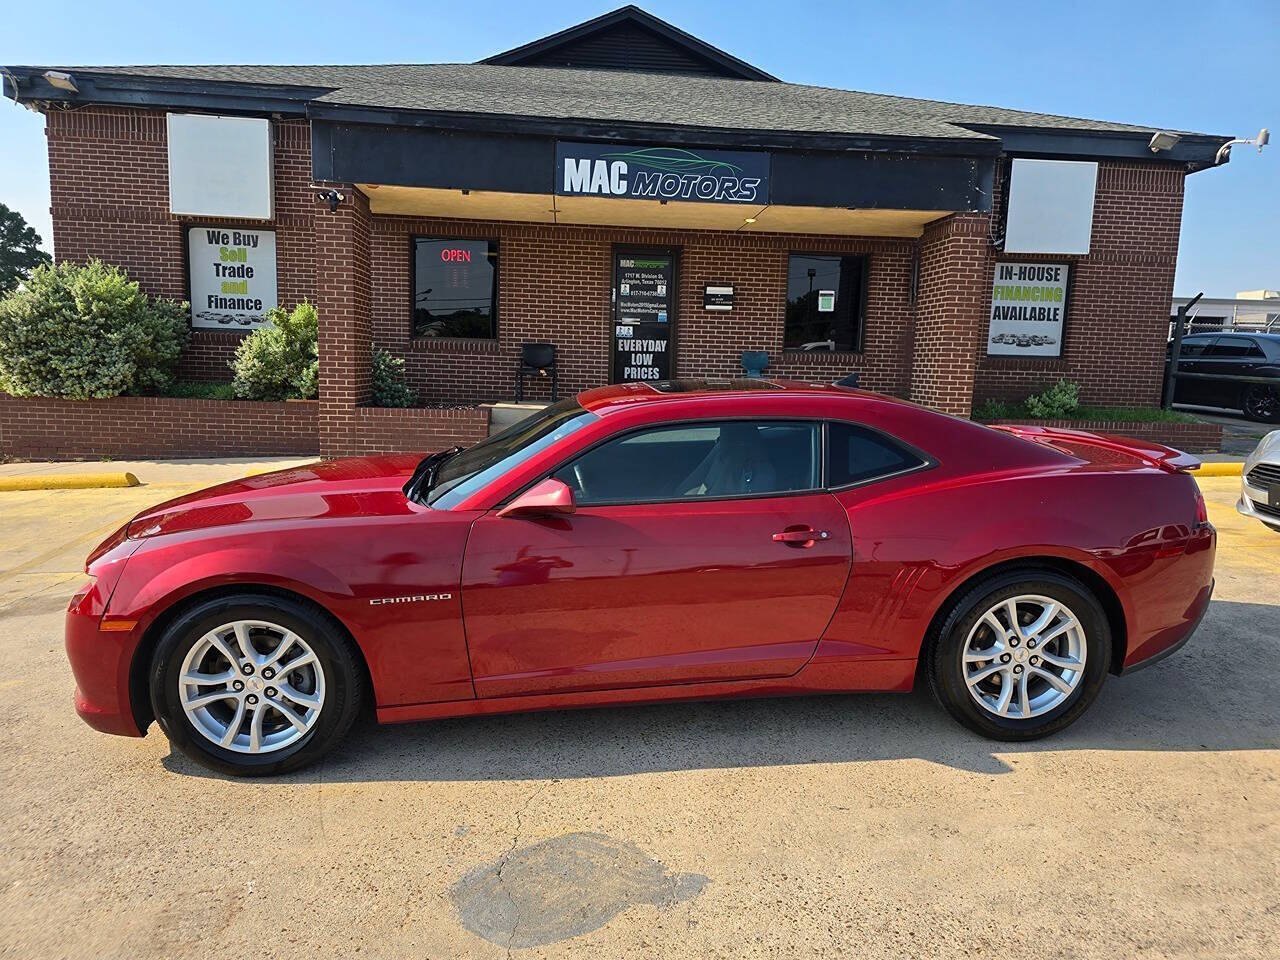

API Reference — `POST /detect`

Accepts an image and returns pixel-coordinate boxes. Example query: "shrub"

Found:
[0,259,188,398]
[973,397,1015,420]
[230,304,415,406]
[231,302,318,401]
[372,349,416,407]
[1025,379,1081,419]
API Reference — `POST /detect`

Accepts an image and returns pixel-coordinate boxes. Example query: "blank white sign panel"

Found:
[167,114,273,219]
[1003,158,1098,255]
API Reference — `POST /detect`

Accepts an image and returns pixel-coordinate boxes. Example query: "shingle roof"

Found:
[28,63,1214,141]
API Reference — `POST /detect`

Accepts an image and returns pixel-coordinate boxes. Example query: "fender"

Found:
[106,543,356,636]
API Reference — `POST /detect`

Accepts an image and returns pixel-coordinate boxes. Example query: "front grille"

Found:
[1246,462,1280,487]
[1250,498,1280,520]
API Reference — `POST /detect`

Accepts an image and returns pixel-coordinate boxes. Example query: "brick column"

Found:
[313,185,372,457]
[909,213,992,417]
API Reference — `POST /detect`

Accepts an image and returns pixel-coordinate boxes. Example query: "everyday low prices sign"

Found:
[987,262,1069,356]
[187,226,278,328]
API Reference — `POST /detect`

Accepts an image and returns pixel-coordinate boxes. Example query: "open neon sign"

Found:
[440,248,472,263]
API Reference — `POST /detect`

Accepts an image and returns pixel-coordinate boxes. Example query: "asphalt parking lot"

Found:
[0,460,1276,959]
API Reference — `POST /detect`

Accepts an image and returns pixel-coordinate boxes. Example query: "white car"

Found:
[1238,430,1280,532]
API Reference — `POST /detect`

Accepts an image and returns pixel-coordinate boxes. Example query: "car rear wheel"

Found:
[927,570,1111,740]
[149,593,363,776]
[1242,384,1280,423]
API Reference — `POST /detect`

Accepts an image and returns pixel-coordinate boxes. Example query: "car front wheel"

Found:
[149,593,363,776]
[927,570,1111,740]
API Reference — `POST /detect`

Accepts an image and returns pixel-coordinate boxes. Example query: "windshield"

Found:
[427,398,598,509]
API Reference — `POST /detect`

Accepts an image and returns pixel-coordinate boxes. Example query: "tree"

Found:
[0,203,51,295]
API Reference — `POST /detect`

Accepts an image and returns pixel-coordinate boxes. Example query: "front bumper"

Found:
[66,577,145,737]
[1237,476,1280,531]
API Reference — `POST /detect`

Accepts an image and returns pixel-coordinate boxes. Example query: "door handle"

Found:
[772,527,830,546]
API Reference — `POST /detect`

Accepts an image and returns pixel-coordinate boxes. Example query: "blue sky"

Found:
[2,0,1275,296]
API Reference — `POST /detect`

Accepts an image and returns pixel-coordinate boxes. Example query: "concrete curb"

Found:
[0,472,140,492]
[1196,462,1244,477]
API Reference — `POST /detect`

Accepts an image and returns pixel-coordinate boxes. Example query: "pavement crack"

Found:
[496,778,557,957]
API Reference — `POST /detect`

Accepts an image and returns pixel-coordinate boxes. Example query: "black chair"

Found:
[516,342,558,402]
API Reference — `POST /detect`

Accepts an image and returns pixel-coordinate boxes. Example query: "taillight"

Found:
[1193,487,1209,526]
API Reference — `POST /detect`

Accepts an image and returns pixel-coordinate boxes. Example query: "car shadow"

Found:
[162,598,1279,782]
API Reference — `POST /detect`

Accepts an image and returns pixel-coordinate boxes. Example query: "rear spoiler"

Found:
[989,424,1203,474]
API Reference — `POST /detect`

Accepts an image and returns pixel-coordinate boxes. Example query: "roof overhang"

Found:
[2,67,321,116]
[3,66,1232,177]
[967,126,1229,173]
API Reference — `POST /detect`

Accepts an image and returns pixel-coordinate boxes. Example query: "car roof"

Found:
[1184,331,1280,340]
[576,378,896,414]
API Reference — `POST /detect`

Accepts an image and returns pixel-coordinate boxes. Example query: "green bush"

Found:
[973,397,1015,420]
[231,302,318,401]
[372,349,416,407]
[230,303,415,406]
[1025,379,1081,419]
[0,259,188,398]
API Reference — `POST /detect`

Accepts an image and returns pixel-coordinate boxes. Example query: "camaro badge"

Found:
[369,594,452,605]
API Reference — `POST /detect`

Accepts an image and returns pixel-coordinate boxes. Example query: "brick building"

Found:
[3,6,1233,451]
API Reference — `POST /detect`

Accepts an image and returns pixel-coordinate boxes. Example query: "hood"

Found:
[126,454,424,540]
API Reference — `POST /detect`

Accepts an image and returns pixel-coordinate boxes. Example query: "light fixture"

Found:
[744,217,757,224]
[42,70,77,93]
[316,189,345,212]
[1148,131,1181,153]
[1216,128,1270,164]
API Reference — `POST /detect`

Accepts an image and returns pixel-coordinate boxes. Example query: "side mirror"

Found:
[497,477,576,519]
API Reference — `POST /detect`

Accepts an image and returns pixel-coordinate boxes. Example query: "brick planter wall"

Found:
[321,405,491,459]
[980,418,1223,455]
[0,396,492,461]
[0,395,318,460]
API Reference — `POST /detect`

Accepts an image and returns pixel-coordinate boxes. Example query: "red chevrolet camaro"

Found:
[67,380,1216,775]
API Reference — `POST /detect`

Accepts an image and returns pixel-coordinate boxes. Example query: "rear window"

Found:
[827,422,925,486]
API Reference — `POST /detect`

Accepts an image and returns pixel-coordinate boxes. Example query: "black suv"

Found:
[1166,332,1280,422]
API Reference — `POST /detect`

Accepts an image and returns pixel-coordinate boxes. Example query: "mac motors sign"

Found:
[556,141,769,204]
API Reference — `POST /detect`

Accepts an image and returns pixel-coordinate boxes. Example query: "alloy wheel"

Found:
[962,595,1086,720]
[1243,385,1279,422]
[178,620,326,754]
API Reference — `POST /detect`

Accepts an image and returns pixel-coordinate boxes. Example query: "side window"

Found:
[1176,339,1210,358]
[827,422,925,487]
[1205,336,1255,358]
[554,421,821,505]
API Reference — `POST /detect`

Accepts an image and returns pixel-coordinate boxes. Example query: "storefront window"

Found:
[412,237,498,339]
[784,254,867,352]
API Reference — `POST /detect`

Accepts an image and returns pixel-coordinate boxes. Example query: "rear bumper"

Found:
[65,578,144,737]
[1120,577,1213,675]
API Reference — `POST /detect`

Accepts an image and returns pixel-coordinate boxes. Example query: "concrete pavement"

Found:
[0,465,1275,959]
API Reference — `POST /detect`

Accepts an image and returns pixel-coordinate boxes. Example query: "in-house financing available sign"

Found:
[187,226,278,328]
[987,262,1069,356]
[557,142,769,204]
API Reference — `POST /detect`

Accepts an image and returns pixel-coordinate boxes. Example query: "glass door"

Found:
[612,248,676,384]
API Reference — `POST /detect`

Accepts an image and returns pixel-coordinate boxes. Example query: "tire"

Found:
[927,570,1111,741]
[149,593,364,776]
[1242,384,1280,423]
